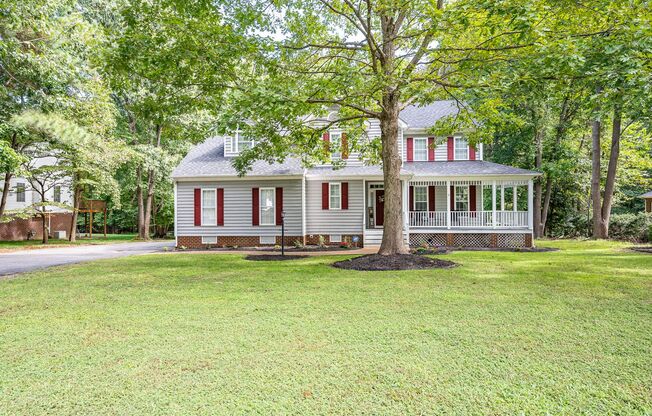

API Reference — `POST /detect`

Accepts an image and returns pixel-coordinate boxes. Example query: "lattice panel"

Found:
[496,233,526,248]
[410,233,447,248]
[453,233,492,247]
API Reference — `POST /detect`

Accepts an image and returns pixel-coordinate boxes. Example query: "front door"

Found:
[375,190,385,227]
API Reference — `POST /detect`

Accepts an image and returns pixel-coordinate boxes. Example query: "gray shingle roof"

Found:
[641,191,652,198]
[306,165,384,177]
[171,136,304,178]
[402,161,539,176]
[399,101,460,129]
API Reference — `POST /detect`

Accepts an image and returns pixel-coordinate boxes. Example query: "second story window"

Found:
[329,183,341,209]
[236,133,253,152]
[330,132,342,160]
[455,137,469,160]
[414,138,427,161]
[54,186,62,203]
[16,182,25,202]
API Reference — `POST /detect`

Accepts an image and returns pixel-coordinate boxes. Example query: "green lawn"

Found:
[1,240,651,415]
[0,233,138,250]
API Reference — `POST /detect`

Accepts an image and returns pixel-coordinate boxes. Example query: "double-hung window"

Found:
[202,189,217,225]
[414,138,427,161]
[330,132,342,160]
[414,186,428,211]
[329,183,341,210]
[260,188,275,225]
[53,186,61,203]
[454,186,469,211]
[236,133,253,152]
[16,182,25,202]
[454,137,469,160]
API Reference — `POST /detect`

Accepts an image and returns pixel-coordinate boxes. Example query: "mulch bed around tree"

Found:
[332,254,456,271]
[245,254,309,261]
[631,247,652,254]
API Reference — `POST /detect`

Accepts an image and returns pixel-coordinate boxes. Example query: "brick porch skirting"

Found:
[177,234,364,249]
[0,212,73,241]
[409,232,533,248]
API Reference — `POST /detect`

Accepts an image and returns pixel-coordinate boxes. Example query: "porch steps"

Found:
[363,229,409,248]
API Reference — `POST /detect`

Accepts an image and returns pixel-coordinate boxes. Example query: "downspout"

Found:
[173,180,178,248]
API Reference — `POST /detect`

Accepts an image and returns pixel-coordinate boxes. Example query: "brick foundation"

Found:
[0,212,73,241]
[177,234,364,249]
[304,234,363,247]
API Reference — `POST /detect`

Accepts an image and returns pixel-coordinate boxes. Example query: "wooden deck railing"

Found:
[409,210,528,228]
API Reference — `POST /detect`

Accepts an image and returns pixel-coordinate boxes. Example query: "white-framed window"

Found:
[202,189,217,225]
[234,129,254,153]
[260,187,275,225]
[53,185,61,203]
[329,182,341,210]
[202,236,217,245]
[454,137,469,160]
[454,185,469,211]
[413,137,427,161]
[329,234,342,243]
[414,186,428,211]
[16,182,25,202]
[330,132,342,159]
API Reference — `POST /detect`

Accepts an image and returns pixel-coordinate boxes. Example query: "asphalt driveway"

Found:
[0,241,174,277]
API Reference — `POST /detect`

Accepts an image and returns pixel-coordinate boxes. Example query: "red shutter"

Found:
[323,131,330,155]
[275,187,283,225]
[217,188,224,226]
[469,185,477,212]
[428,186,435,211]
[409,186,414,211]
[341,133,348,159]
[322,182,329,210]
[428,137,435,161]
[407,137,414,162]
[447,137,454,160]
[194,188,201,226]
[342,182,348,209]
[252,187,259,226]
[450,185,455,211]
[469,144,476,161]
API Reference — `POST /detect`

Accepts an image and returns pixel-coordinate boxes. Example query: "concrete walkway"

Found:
[0,241,174,277]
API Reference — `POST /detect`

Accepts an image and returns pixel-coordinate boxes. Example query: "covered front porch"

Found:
[404,179,533,230]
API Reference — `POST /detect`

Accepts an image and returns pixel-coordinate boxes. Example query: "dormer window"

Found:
[454,137,469,160]
[235,131,254,152]
[330,132,342,160]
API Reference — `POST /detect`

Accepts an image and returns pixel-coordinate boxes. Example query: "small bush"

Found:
[293,240,304,249]
[608,213,652,242]
[317,235,327,248]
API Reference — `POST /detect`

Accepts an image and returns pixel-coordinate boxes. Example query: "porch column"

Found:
[500,184,505,211]
[362,179,366,230]
[446,180,451,229]
[528,179,534,229]
[513,186,518,211]
[492,180,497,229]
[402,180,409,237]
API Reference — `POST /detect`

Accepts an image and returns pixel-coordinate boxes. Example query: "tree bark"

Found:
[599,104,621,238]
[590,118,604,238]
[136,165,146,239]
[68,179,82,242]
[0,172,12,219]
[141,124,162,241]
[533,128,544,238]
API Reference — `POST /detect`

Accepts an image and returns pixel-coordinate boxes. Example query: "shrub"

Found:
[317,235,327,248]
[608,213,652,242]
[293,240,304,249]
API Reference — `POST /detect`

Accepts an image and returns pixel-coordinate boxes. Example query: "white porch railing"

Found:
[409,210,528,228]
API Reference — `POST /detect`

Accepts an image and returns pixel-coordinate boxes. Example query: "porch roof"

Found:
[402,161,539,177]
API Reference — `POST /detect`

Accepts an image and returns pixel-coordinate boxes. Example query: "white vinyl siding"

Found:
[413,138,427,161]
[329,183,341,210]
[202,189,217,226]
[306,179,363,234]
[176,179,302,237]
[260,188,275,226]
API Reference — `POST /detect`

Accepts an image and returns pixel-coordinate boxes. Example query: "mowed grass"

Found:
[0,233,139,250]
[1,240,651,415]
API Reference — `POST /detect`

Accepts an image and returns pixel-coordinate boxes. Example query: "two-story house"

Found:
[172,101,540,249]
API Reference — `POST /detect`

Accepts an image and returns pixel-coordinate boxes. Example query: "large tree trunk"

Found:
[41,212,48,244]
[599,104,621,238]
[141,124,162,241]
[591,118,604,238]
[0,172,12,219]
[540,177,553,236]
[68,181,82,242]
[533,128,544,238]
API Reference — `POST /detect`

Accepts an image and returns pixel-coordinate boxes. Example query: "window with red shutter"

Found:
[217,188,224,226]
[194,188,201,226]
[406,137,414,161]
[341,182,348,209]
[252,187,259,226]
[428,137,435,161]
[322,182,329,210]
[275,187,283,225]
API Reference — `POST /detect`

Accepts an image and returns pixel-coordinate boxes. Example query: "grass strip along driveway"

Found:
[0,240,651,414]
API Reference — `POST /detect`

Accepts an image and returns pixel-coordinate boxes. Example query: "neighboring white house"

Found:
[172,101,540,249]
[0,157,73,240]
